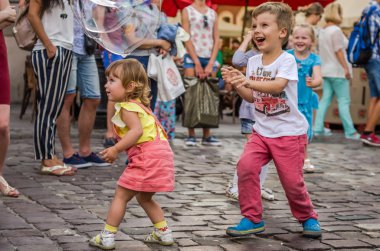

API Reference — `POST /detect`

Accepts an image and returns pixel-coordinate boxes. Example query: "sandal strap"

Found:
[41,164,73,175]
[0,176,17,195]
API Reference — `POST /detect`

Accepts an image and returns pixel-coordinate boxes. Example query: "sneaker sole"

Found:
[303,230,322,238]
[226,226,265,237]
[361,139,380,147]
[89,240,115,250]
[90,163,112,167]
[202,143,222,146]
[65,163,92,169]
[185,142,197,146]
[144,239,175,246]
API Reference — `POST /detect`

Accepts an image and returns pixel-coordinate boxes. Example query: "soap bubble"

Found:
[72,0,162,56]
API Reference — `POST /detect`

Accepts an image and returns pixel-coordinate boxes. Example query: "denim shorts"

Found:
[66,53,100,99]
[241,118,255,134]
[365,58,380,98]
[183,54,218,72]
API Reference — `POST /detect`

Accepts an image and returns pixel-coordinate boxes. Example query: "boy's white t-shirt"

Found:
[246,52,308,138]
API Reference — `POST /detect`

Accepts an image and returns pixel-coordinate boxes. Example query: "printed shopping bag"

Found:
[182,77,219,128]
[148,54,185,102]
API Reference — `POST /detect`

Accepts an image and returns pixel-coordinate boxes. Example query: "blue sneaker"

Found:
[302,218,321,238]
[63,153,92,169]
[202,136,222,146]
[184,136,197,146]
[226,218,265,237]
[82,152,111,167]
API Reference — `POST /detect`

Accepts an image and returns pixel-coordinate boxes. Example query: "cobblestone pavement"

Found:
[1,108,380,251]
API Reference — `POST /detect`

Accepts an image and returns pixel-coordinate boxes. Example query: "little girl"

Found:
[90,59,175,250]
[287,24,322,172]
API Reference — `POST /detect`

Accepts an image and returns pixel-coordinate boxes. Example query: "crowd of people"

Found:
[0,0,379,249]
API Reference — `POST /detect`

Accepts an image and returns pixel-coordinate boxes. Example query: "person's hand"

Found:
[100,146,118,163]
[159,39,171,52]
[158,48,168,57]
[204,63,213,78]
[4,6,16,22]
[229,69,250,89]
[194,62,206,79]
[46,45,57,59]
[344,68,351,80]
[221,65,233,83]
[243,30,254,43]
[306,76,313,87]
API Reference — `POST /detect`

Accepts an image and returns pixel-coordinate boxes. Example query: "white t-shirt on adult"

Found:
[318,25,352,78]
[246,52,308,138]
[34,0,73,51]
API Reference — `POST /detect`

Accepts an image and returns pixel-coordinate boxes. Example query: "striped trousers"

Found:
[32,46,73,160]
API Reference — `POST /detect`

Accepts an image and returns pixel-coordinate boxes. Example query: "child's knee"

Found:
[136,192,154,205]
[237,160,260,178]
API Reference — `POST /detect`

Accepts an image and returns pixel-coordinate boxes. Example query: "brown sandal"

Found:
[0,176,20,197]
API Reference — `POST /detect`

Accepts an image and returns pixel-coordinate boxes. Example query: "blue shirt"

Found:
[287,49,321,105]
[363,0,380,60]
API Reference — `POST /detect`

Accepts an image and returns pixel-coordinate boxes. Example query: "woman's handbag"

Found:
[182,77,220,128]
[13,4,37,51]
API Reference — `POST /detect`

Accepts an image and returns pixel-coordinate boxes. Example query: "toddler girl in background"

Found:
[226,30,274,201]
[90,59,175,250]
[287,24,322,172]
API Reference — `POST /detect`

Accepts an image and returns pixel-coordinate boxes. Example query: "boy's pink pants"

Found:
[237,131,318,223]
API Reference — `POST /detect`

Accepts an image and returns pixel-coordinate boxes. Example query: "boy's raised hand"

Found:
[229,68,250,89]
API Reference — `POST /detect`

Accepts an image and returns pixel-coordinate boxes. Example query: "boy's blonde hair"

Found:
[323,2,342,24]
[252,2,294,45]
[292,24,316,43]
[105,59,151,107]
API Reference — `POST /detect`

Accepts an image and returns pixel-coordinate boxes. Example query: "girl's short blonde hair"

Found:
[105,59,151,107]
[292,24,316,43]
[323,2,342,24]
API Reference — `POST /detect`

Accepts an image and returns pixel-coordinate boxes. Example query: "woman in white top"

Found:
[28,0,76,175]
[182,0,221,146]
[313,2,360,140]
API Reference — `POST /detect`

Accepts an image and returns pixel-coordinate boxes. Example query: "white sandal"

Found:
[0,176,20,197]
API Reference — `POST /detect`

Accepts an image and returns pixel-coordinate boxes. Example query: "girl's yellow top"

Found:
[111,100,167,144]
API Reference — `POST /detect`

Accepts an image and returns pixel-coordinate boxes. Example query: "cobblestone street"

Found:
[1,107,380,251]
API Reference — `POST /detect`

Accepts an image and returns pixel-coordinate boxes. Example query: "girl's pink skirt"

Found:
[117,139,175,192]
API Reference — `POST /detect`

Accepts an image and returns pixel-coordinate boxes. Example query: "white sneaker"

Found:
[144,229,174,246]
[89,231,115,250]
[261,188,274,201]
[303,159,315,173]
[225,182,239,200]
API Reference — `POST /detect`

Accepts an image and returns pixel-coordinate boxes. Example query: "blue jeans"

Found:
[365,58,380,98]
[314,77,357,137]
[67,53,100,99]
[183,54,217,72]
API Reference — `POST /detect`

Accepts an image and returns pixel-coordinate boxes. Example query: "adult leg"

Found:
[332,78,357,137]
[56,94,76,158]
[270,135,318,222]
[78,98,100,156]
[364,59,380,133]
[76,54,101,156]
[0,105,10,176]
[314,78,334,133]
[0,105,19,197]
[32,47,75,174]
[184,67,197,138]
